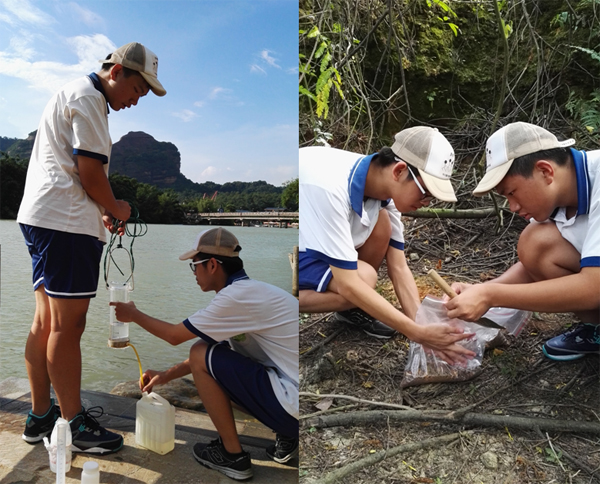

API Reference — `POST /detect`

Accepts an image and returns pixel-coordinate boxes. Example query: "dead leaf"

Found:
[315,397,334,412]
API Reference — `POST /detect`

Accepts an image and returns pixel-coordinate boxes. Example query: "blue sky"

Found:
[0,0,298,186]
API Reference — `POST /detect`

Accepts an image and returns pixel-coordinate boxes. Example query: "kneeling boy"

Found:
[111,228,298,480]
[446,122,600,361]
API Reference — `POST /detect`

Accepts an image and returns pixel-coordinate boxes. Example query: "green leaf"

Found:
[307,26,320,38]
[299,85,316,101]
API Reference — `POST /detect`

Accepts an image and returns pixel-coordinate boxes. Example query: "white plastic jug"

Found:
[135,392,175,455]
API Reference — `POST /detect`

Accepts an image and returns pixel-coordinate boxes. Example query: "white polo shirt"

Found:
[548,148,600,268]
[17,74,111,242]
[299,146,405,269]
[182,271,299,418]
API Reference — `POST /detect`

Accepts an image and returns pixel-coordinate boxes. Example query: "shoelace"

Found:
[80,406,105,431]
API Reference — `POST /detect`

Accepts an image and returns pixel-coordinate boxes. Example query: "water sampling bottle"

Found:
[108,281,130,348]
[136,392,175,455]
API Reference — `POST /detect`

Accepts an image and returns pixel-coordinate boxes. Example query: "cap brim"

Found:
[140,72,166,97]
[472,160,514,196]
[418,170,457,203]
[179,249,199,261]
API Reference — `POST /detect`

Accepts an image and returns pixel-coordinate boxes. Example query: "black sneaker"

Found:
[193,438,253,481]
[543,323,600,361]
[266,434,299,464]
[22,398,60,444]
[69,406,123,454]
[334,309,397,339]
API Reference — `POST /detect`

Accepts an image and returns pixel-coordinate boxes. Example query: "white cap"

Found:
[101,42,166,96]
[473,122,575,196]
[391,126,457,202]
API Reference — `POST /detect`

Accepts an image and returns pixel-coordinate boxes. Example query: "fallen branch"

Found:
[312,432,464,484]
[300,328,344,358]
[303,409,600,435]
[403,208,496,219]
[300,391,413,411]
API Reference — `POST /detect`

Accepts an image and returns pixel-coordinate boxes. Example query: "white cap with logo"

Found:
[101,42,166,97]
[473,122,575,196]
[391,126,457,202]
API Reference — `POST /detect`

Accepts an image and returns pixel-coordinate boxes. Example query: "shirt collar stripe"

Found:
[348,153,376,216]
[570,148,590,215]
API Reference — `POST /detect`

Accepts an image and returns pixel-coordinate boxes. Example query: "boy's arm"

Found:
[446,267,600,320]
[330,266,474,357]
[386,246,420,321]
[77,155,131,221]
[110,301,195,346]
[141,359,191,393]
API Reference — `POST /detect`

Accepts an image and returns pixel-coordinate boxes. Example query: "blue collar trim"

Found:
[87,72,110,114]
[570,148,590,215]
[225,269,249,287]
[348,153,376,216]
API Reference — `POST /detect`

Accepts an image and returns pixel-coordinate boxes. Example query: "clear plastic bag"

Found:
[401,296,531,388]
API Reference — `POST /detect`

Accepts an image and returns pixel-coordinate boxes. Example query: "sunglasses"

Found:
[189,258,223,272]
[406,165,431,200]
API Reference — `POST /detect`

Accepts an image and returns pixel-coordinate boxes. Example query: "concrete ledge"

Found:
[0,378,298,483]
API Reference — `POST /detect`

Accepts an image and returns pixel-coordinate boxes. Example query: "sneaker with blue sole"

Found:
[542,323,600,361]
[22,398,60,444]
[69,406,123,454]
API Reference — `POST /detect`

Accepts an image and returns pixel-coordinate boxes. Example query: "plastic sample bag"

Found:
[401,296,531,388]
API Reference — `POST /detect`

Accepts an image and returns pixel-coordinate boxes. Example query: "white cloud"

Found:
[194,101,205,108]
[200,166,218,179]
[209,86,231,99]
[67,3,105,29]
[0,34,116,94]
[0,12,14,25]
[172,109,198,122]
[0,0,54,26]
[250,64,266,75]
[260,49,280,68]
[286,66,298,75]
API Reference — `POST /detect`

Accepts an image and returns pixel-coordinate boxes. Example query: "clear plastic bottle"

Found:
[108,281,130,348]
[80,461,100,484]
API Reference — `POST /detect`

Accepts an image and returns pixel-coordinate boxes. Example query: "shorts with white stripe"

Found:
[20,224,104,299]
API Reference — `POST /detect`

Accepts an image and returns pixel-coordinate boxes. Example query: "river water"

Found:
[0,220,298,393]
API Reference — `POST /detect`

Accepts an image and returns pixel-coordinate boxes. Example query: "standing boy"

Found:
[300,126,475,362]
[111,228,299,481]
[17,42,166,453]
[446,122,600,361]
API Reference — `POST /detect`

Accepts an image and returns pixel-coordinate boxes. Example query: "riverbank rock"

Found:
[110,378,204,411]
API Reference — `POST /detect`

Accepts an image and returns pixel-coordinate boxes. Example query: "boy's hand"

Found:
[412,323,476,360]
[102,214,125,235]
[140,369,169,393]
[112,200,131,222]
[445,284,492,321]
[109,301,138,322]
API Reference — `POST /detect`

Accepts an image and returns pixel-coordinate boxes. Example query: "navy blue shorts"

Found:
[206,343,298,438]
[20,224,104,299]
[299,252,333,293]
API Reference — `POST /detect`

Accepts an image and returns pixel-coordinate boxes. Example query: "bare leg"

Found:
[25,286,52,415]
[189,341,242,454]
[357,209,391,270]
[299,210,391,313]
[47,297,89,420]
[518,221,599,323]
[299,260,378,312]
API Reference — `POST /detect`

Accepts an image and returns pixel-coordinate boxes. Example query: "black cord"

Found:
[103,203,147,289]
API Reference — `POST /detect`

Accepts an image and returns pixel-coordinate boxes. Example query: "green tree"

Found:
[281,178,299,211]
[0,152,27,219]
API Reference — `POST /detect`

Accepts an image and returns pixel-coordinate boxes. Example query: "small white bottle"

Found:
[80,461,100,484]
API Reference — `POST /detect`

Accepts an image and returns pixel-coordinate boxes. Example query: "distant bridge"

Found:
[185,211,299,227]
